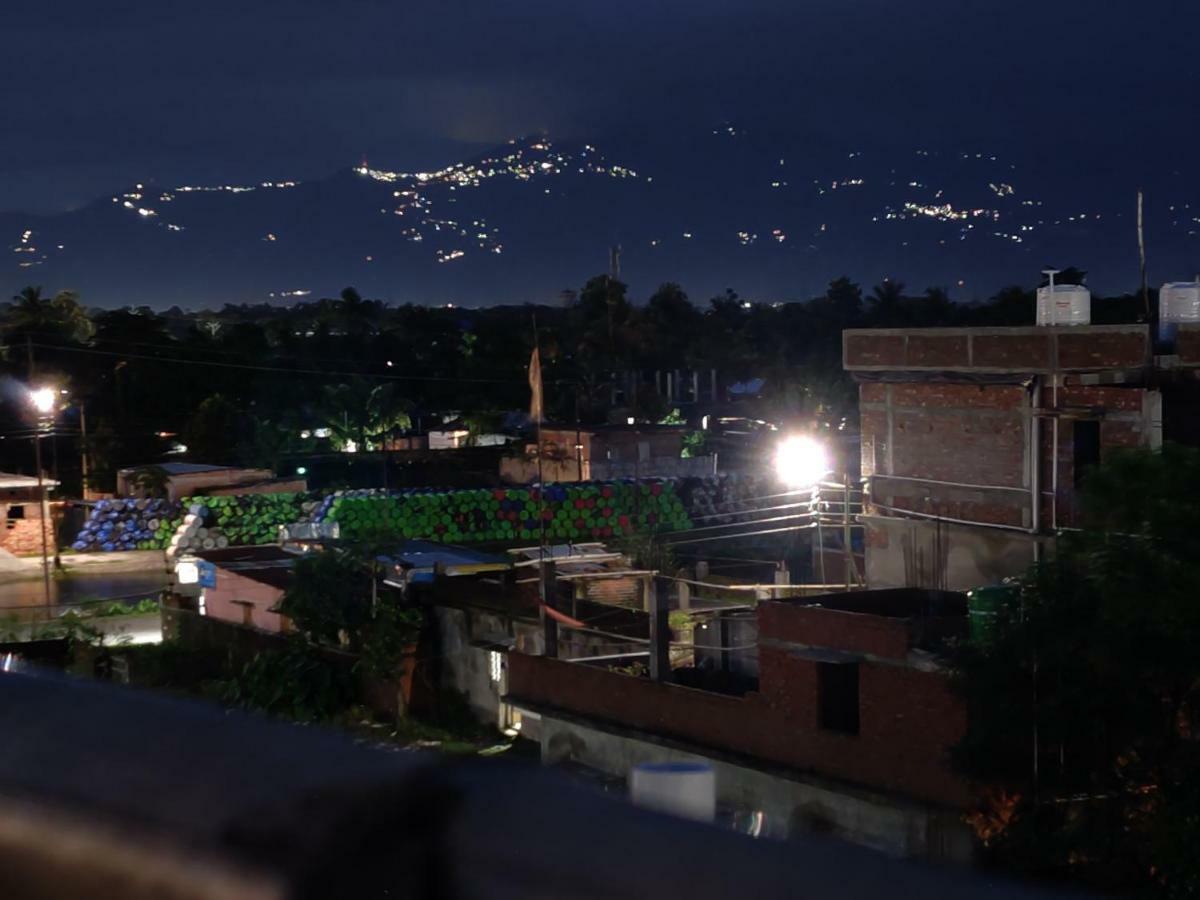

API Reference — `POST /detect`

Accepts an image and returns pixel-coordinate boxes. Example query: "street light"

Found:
[773,434,831,489]
[26,386,58,607]
[29,387,56,415]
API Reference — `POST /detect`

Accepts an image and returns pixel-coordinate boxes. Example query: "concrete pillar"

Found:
[677,580,691,610]
[649,578,671,682]
[539,561,558,658]
[640,574,653,612]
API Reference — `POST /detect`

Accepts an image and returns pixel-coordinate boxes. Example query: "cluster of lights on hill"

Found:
[6,133,1200,291]
[351,139,640,262]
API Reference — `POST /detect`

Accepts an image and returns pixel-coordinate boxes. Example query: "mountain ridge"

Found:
[4,131,1197,308]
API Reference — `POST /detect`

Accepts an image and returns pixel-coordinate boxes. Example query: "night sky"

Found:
[5,0,1197,215]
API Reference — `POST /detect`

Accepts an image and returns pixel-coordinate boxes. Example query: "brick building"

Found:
[500,424,706,483]
[843,323,1200,590]
[0,473,59,556]
[507,588,972,860]
[117,463,305,503]
[186,545,297,632]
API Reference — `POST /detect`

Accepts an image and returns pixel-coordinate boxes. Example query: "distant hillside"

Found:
[3,130,1197,308]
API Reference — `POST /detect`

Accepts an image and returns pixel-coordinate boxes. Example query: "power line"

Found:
[28,342,527,386]
[665,522,817,546]
[661,510,817,537]
[686,499,814,522]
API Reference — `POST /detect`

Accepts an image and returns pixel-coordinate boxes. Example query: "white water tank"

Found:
[1036,284,1091,326]
[1160,281,1200,323]
[630,761,716,822]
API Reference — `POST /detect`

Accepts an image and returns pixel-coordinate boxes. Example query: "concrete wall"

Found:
[499,455,583,485]
[591,455,716,480]
[435,606,511,729]
[435,602,648,733]
[534,714,972,862]
[861,516,1043,592]
[202,570,286,632]
[205,477,307,497]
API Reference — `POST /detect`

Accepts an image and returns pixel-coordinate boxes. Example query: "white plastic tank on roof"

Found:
[1159,281,1200,323]
[1036,284,1091,326]
[630,762,716,822]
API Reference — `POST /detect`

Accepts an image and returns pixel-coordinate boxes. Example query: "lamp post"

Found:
[28,387,57,607]
[773,434,831,490]
[774,433,835,588]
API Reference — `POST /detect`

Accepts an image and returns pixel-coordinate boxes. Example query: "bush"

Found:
[217,640,355,723]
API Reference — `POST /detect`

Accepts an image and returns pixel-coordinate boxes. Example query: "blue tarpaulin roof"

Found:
[382,540,511,580]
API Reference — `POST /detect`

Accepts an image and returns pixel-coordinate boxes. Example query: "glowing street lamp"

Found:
[25,386,60,606]
[29,387,57,415]
[773,434,831,489]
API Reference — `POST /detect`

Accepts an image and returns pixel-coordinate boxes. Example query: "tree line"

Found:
[0,273,1146,493]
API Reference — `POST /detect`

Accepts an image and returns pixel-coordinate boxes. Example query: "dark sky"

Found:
[3,0,1197,215]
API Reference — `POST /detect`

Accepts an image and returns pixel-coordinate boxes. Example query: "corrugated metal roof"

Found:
[0,472,59,489]
[118,462,238,476]
[196,545,298,590]
[383,540,511,576]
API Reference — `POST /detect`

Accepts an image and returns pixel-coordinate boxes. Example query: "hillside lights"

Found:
[773,434,830,489]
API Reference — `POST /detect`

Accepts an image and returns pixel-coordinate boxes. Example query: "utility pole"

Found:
[1137,190,1150,323]
[26,337,52,607]
[648,577,670,681]
[574,388,584,482]
[539,560,558,659]
[80,401,90,500]
[843,473,853,591]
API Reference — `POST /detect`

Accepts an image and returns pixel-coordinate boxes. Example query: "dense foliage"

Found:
[954,444,1200,896]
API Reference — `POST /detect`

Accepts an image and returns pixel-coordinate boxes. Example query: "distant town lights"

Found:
[774,435,831,489]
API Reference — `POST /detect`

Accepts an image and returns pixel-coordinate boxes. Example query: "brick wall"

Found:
[1177,325,1200,365]
[860,382,1031,528]
[0,517,56,555]
[844,325,1150,374]
[508,600,970,808]
[758,602,910,659]
[859,378,1156,531]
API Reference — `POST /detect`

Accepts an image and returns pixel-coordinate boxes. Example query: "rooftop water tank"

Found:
[1160,281,1200,323]
[1158,280,1200,344]
[630,761,716,822]
[1036,284,1091,326]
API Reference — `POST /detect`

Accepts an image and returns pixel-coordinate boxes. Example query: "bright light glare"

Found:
[773,435,830,488]
[176,560,199,585]
[29,388,56,414]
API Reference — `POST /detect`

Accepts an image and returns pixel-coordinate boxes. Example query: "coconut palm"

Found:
[5,285,95,343]
[320,378,412,451]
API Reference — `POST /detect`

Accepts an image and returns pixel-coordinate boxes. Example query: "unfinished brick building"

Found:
[843,323,1200,590]
[0,473,59,557]
[508,589,973,861]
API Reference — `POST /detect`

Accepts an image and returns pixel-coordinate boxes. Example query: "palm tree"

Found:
[868,280,907,326]
[336,286,382,337]
[5,286,94,343]
[320,379,412,451]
